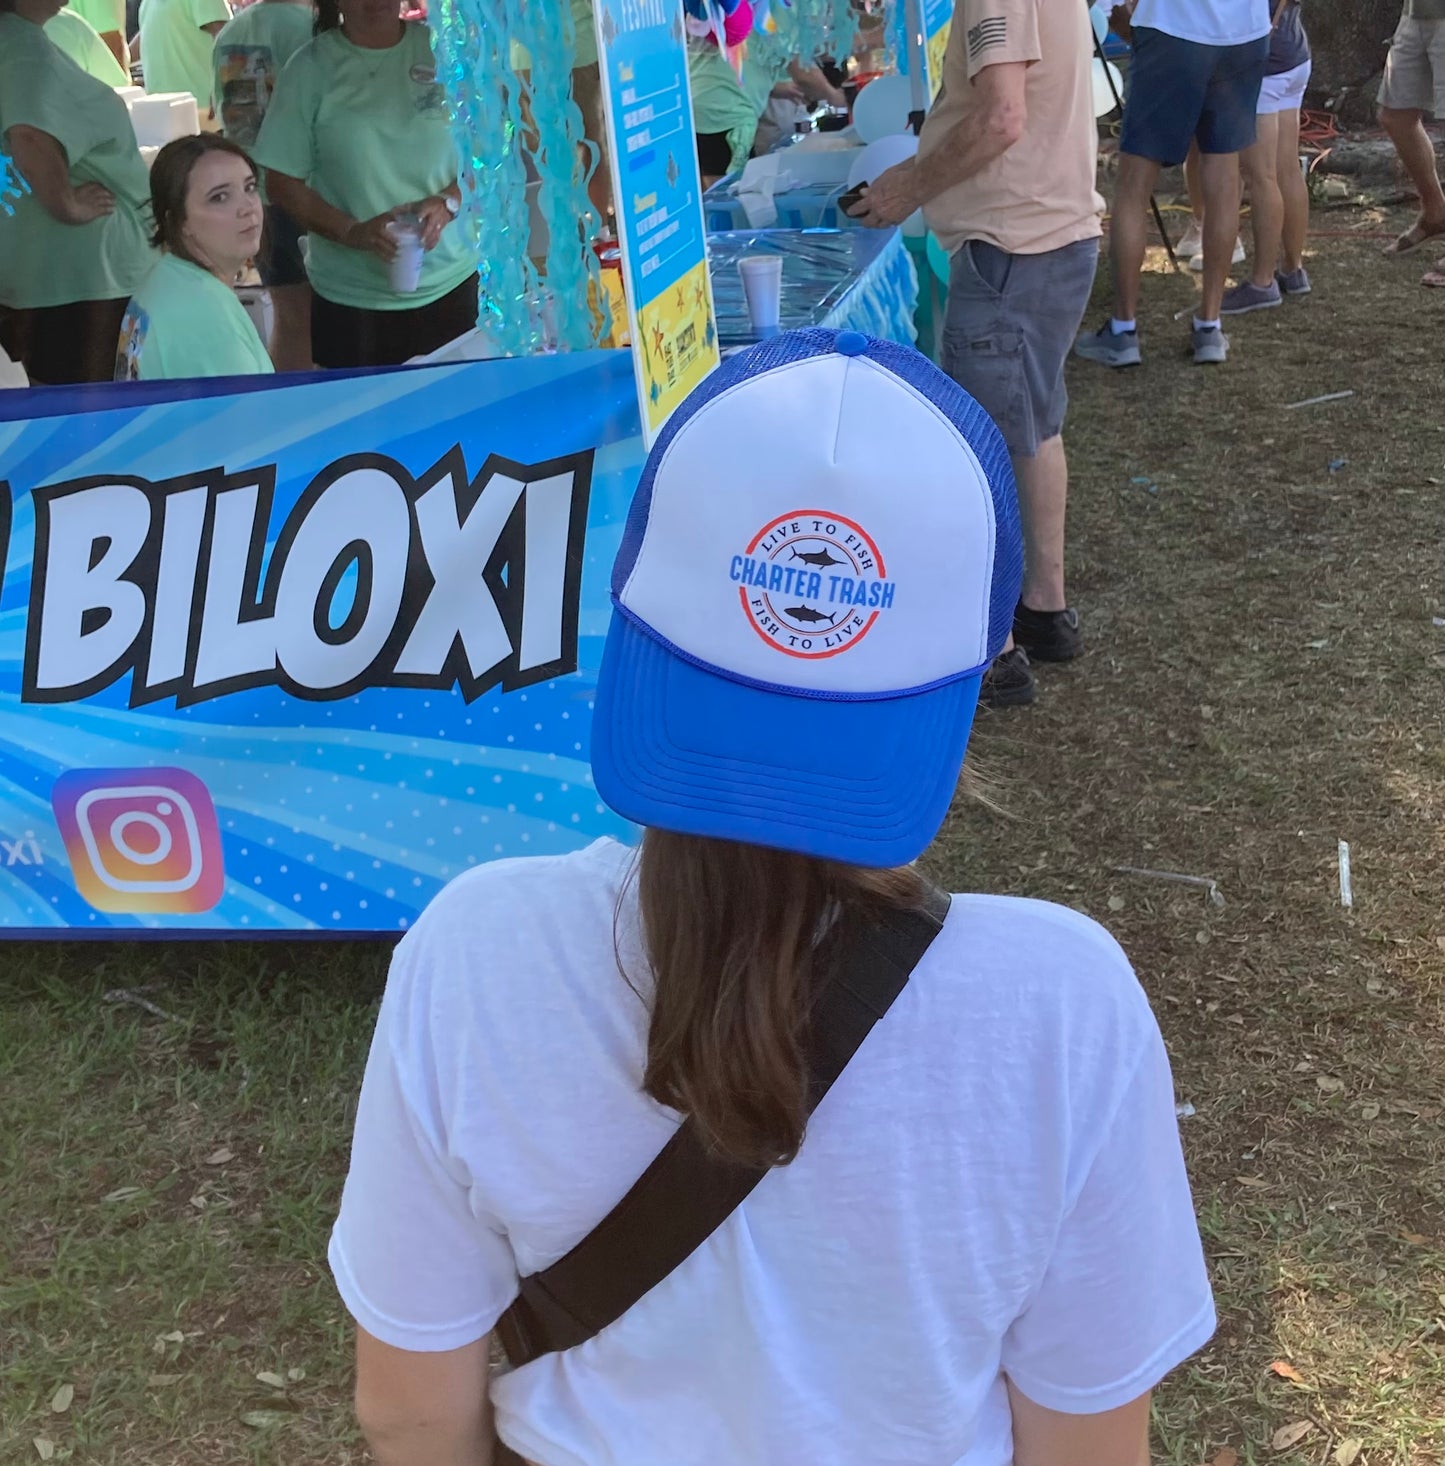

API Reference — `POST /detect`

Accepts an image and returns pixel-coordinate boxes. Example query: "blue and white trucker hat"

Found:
[592,328,1023,868]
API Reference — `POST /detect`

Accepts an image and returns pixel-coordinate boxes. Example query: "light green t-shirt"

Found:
[45,7,129,85]
[116,252,275,379]
[252,23,479,310]
[140,0,232,106]
[213,0,314,147]
[68,0,126,39]
[68,0,128,66]
[511,0,598,72]
[0,12,155,310]
[688,40,757,175]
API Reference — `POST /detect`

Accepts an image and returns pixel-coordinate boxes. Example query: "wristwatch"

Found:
[442,192,460,217]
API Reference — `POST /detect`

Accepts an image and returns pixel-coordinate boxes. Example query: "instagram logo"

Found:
[52,768,224,914]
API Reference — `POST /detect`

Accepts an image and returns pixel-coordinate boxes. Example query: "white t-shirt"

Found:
[1131,0,1270,47]
[330,839,1215,1466]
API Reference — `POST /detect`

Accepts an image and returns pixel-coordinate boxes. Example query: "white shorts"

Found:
[1258,59,1310,114]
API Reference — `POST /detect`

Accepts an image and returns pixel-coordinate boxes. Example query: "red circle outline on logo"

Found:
[737,509,887,660]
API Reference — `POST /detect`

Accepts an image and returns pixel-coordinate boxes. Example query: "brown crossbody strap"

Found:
[494,884,952,1371]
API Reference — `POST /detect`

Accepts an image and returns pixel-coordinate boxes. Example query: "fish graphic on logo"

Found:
[731,512,897,660]
[789,546,845,568]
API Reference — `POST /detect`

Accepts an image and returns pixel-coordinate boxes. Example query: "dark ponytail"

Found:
[632,830,930,1169]
[315,0,340,34]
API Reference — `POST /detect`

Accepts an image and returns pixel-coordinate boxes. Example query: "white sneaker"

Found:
[1178,222,1203,258]
[1189,236,1247,272]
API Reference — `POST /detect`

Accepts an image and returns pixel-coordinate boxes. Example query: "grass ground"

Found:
[2,203,1441,1466]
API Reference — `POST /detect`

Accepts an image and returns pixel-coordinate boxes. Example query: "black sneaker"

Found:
[1012,603,1083,663]
[980,647,1036,708]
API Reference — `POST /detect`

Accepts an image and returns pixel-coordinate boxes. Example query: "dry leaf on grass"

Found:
[1359,1102,1381,1120]
[204,1147,234,1166]
[147,1374,181,1387]
[255,1371,286,1389]
[1107,894,1126,911]
[1272,1420,1315,1451]
[286,1367,306,1382]
[1333,1439,1363,1466]
[1235,1175,1270,1188]
[239,1410,291,1429]
[48,1384,73,1413]
[32,1440,55,1461]
[1269,1360,1304,1383]
[100,1186,142,1203]
[1208,1450,1239,1466]
[1401,1230,1431,1245]
[1316,1076,1346,1094]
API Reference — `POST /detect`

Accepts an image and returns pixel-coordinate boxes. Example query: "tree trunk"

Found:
[1305,0,1401,95]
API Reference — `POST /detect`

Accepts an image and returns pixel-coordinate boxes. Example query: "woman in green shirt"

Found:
[138,0,231,111]
[115,133,275,379]
[252,0,481,368]
[45,5,130,84]
[0,0,155,383]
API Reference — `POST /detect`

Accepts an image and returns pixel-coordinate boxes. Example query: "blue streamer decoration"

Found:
[427,0,608,354]
[1,151,28,217]
[505,0,610,350]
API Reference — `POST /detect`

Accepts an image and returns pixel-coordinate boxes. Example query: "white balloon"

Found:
[1092,57,1124,118]
[845,133,919,190]
[851,73,914,144]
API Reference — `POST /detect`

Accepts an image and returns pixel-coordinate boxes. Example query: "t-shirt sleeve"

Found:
[191,0,232,29]
[250,47,315,180]
[0,48,105,166]
[955,0,1042,79]
[1000,1019,1216,1413]
[328,940,519,1353]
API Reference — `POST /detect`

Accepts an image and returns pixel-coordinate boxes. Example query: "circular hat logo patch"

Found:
[729,510,894,659]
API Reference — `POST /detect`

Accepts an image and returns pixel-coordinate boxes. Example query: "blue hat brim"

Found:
[591,613,981,868]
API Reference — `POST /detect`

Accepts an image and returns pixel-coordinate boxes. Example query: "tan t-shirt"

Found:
[919,0,1104,257]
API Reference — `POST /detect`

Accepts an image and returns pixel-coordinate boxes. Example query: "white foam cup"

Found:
[737,254,783,331]
[386,217,425,293]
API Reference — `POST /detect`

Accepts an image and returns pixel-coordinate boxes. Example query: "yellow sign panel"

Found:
[634,258,717,438]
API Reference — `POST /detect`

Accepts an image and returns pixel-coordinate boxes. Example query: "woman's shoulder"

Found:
[136,252,224,304]
[404,838,634,949]
[929,891,1155,1043]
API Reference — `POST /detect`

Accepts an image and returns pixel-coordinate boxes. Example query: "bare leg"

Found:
[1110,152,1163,321]
[266,283,313,372]
[1196,150,1240,320]
[1183,140,1204,226]
[1241,113,1282,287]
[1015,435,1068,613]
[1380,105,1445,231]
[1274,107,1309,272]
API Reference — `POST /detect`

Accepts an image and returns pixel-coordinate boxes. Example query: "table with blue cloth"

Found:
[708,229,919,350]
[704,173,856,233]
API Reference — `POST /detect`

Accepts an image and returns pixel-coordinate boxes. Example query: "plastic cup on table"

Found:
[737,254,784,333]
[386,216,425,293]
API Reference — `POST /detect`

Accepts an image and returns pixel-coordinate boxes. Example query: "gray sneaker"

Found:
[1276,266,1311,296]
[1220,279,1282,314]
[1191,324,1229,364]
[1074,319,1141,368]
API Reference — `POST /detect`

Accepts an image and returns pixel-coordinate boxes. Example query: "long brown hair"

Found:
[633,830,931,1170]
[148,133,258,264]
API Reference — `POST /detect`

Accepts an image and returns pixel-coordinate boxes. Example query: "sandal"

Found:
[1384,219,1445,255]
[1422,265,1445,288]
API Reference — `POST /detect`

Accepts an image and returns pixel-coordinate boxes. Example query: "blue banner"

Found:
[0,353,644,935]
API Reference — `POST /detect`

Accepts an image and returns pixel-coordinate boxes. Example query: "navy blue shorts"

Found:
[1121,26,1268,164]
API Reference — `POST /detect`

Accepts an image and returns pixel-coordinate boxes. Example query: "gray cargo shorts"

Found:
[941,237,1099,458]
